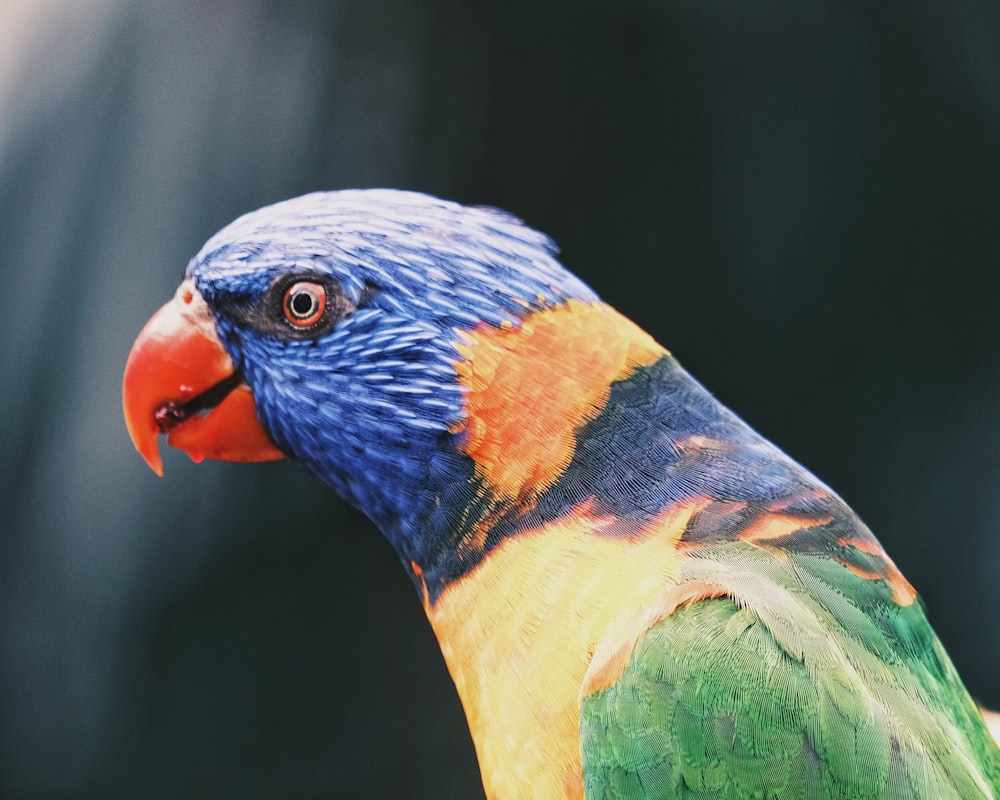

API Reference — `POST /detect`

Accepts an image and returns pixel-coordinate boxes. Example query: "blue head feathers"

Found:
[191,189,598,328]
[184,190,598,571]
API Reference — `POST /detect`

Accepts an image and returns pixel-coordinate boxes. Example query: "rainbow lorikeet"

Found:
[122,190,1000,799]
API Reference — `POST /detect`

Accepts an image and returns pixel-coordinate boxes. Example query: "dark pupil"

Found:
[291,290,315,317]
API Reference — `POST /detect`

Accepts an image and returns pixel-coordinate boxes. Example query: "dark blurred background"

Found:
[2,1,999,797]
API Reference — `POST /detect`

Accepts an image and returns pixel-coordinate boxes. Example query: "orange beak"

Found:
[122,279,286,475]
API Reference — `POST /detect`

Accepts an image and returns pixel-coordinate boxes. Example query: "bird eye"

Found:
[282,281,327,328]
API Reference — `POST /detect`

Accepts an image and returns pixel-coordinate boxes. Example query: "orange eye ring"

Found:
[282,281,327,328]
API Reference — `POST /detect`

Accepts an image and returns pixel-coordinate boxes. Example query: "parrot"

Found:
[122,189,1000,799]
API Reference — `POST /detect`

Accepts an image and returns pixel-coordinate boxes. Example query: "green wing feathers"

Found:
[580,545,1000,799]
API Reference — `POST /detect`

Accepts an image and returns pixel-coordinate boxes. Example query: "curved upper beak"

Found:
[122,280,286,475]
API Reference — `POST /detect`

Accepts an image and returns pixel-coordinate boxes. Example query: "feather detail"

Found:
[453,300,664,504]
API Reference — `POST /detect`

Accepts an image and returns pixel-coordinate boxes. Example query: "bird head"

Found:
[123,190,657,583]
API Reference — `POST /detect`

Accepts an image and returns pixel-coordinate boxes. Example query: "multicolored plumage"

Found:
[122,190,1000,798]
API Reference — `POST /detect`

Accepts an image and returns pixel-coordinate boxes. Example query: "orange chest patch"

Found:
[452,300,665,504]
[422,500,704,800]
